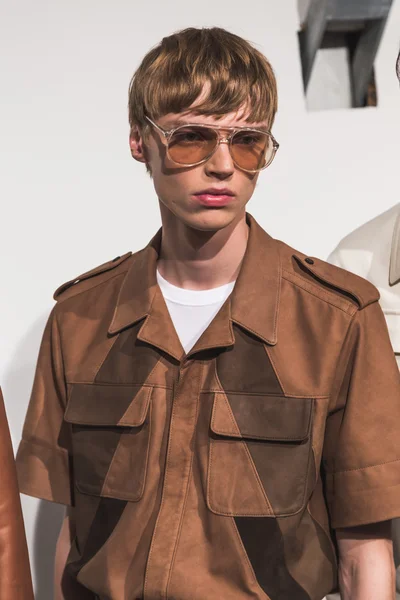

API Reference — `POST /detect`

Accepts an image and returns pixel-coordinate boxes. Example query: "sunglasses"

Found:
[144,116,279,173]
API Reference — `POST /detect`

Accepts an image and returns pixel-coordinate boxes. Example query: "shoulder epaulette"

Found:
[293,254,380,309]
[53,252,132,301]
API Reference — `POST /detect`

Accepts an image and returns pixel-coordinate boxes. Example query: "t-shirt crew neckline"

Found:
[156,270,236,306]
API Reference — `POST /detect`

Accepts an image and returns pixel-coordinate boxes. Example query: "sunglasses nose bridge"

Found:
[212,136,234,164]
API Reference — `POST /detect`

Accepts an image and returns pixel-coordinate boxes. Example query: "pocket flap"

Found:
[65,384,151,427]
[211,393,313,441]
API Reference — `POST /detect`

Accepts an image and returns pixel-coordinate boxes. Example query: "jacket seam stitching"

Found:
[204,390,329,398]
[264,344,286,395]
[165,362,204,597]
[54,310,68,406]
[92,336,120,381]
[330,456,400,475]
[211,384,241,436]
[327,309,357,415]
[65,381,171,389]
[209,374,274,516]
[282,270,356,315]
[56,270,128,305]
[100,387,152,501]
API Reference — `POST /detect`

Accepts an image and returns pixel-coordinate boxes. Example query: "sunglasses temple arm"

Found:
[145,116,168,138]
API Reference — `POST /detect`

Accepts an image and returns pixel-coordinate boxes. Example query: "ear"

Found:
[129,127,147,163]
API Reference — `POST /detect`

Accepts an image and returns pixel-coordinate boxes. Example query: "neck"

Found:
[157,206,249,290]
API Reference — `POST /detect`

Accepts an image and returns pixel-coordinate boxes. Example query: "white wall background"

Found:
[1,0,400,596]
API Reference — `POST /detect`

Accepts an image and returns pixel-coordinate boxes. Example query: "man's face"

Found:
[130,106,268,232]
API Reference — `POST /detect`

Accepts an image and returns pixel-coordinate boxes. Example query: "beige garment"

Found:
[328,202,400,599]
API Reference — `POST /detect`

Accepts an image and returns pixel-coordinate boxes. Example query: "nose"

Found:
[204,139,235,179]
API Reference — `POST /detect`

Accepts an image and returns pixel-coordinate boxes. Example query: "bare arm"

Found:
[54,507,75,600]
[337,520,395,600]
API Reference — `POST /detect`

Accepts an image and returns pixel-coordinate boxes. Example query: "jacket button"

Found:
[305,257,314,265]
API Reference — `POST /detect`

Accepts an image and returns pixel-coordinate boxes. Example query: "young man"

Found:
[16,27,400,600]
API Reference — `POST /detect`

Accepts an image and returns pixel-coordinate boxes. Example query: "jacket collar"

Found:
[389,204,400,286]
[108,213,281,360]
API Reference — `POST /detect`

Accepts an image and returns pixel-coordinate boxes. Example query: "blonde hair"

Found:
[128,27,278,134]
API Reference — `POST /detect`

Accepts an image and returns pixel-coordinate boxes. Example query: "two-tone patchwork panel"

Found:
[211,326,315,516]
[63,323,177,599]
[62,317,337,599]
[213,325,336,599]
[166,324,336,600]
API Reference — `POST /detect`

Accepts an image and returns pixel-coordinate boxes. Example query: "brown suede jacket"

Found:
[16,213,400,599]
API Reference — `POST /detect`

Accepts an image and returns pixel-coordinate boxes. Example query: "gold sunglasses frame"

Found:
[144,115,279,173]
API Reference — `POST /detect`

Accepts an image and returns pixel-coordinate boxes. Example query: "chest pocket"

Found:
[64,383,152,502]
[207,393,314,517]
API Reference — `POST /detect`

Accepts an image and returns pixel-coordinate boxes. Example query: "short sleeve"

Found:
[323,300,400,529]
[16,307,73,506]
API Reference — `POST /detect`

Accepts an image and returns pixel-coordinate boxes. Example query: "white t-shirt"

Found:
[156,270,236,354]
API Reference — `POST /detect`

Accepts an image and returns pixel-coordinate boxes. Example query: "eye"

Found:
[171,128,209,144]
[233,132,264,146]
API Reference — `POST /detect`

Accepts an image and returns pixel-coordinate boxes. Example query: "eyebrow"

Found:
[165,118,192,129]
[165,118,269,131]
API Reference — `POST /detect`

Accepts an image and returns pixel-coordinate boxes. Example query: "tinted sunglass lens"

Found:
[231,131,273,171]
[168,127,218,165]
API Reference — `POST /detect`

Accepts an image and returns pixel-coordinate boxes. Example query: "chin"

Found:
[159,196,247,232]
[183,207,243,232]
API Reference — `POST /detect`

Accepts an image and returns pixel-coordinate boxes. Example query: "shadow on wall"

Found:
[4,313,65,600]
[34,499,65,600]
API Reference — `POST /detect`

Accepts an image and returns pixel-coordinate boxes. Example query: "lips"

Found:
[194,188,235,196]
[193,189,236,207]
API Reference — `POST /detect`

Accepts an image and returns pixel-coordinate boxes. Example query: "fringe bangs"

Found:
[129,27,278,131]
